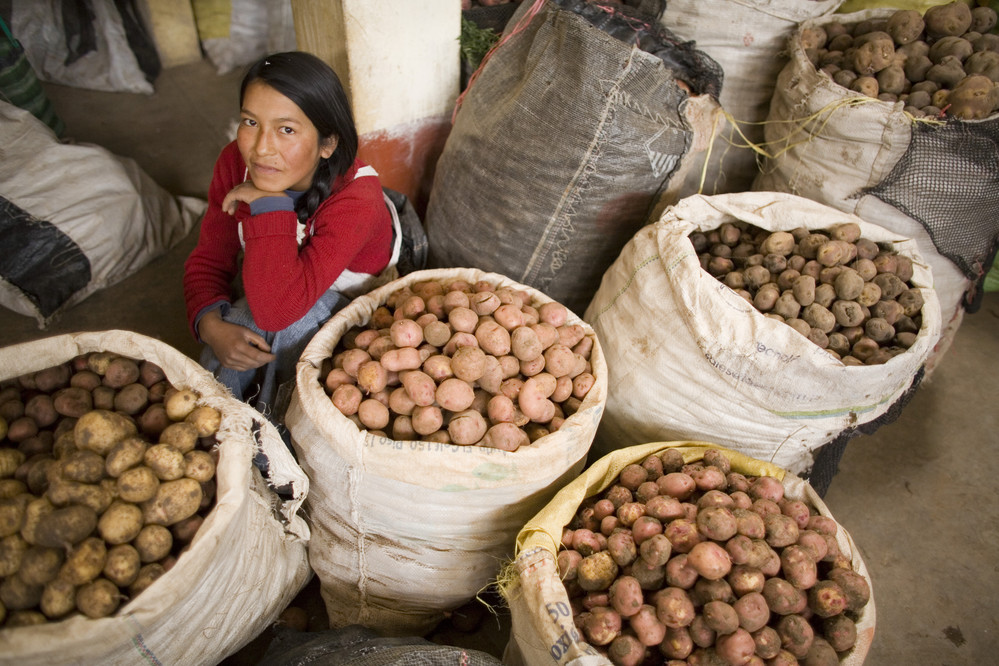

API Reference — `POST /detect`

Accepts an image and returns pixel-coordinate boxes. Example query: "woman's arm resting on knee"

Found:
[197,310,277,372]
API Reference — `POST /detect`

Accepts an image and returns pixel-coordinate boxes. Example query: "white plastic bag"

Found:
[0,330,311,666]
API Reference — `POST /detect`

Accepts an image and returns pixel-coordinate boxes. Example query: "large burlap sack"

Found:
[0,102,205,329]
[284,267,608,637]
[664,0,845,198]
[753,9,999,371]
[583,191,942,476]
[500,441,875,666]
[0,330,311,665]
[425,0,721,316]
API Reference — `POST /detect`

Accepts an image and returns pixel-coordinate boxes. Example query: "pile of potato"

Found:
[0,353,221,628]
[805,1,999,119]
[322,278,597,451]
[694,220,925,366]
[558,449,870,666]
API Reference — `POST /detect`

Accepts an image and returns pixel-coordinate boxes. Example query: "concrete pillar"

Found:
[291,0,461,215]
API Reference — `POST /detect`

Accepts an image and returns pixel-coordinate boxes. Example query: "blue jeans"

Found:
[199,289,347,427]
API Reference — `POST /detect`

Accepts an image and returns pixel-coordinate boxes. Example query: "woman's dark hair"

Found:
[240,51,359,223]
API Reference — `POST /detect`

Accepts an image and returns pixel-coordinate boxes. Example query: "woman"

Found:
[184,51,398,424]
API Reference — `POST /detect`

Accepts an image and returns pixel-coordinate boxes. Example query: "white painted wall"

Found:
[292,0,462,136]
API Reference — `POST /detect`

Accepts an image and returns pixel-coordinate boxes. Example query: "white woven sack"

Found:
[285,267,608,637]
[501,442,875,666]
[752,9,984,356]
[0,330,311,666]
[664,0,845,198]
[583,191,942,476]
[0,102,205,328]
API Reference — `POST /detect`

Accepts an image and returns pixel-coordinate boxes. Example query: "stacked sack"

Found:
[754,2,999,372]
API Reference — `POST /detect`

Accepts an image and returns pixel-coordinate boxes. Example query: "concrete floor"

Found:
[1,59,997,665]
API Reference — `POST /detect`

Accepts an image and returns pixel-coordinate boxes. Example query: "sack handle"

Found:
[0,14,18,48]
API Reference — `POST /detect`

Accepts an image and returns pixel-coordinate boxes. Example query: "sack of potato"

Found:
[663,0,846,198]
[500,442,875,666]
[425,0,723,316]
[0,330,310,665]
[753,3,999,372]
[284,267,607,636]
[584,191,942,478]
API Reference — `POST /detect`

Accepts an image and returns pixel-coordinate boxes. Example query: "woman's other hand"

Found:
[198,309,276,371]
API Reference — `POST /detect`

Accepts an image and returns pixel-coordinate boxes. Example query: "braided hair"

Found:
[240,51,359,224]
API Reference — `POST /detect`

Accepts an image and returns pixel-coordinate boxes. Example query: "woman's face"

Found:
[236,80,336,193]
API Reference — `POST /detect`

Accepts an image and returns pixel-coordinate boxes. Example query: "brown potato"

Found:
[134,524,173,563]
[34,504,98,549]
[74,409,137,456]
[129,562,166,597]
[182,450,216,483]
[52,386,94,418]
[164,388,199,421]
[103,543,141,587]
[141,478,203,526]
[117,465,160,503]
[144,443,186,481]
[76,578,121,618]
[98,500,144,545]
[158,421,199,454]
[40,577,77,619]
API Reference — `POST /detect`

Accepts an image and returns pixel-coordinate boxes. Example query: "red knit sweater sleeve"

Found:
[240,160,393,331]
[182,142,246,338]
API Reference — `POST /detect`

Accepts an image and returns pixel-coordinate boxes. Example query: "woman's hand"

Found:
[222,182,286,216]
[198,310,276,371]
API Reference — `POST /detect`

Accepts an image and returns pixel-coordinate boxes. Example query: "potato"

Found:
[164,388,199,421]
[141,477,203,526]
[51,386,94,419]
[144,443,186,482]
[129,562,166,597]
[184,450,216,483]
[74,409,137,456]
[158,421,199,454]
[117,465,160,503]
[653,587,695,628]
[98,500,144,545]
[103,543,142,587]
[24,394,58,429]
[480,422,529,451]
[61,449,106,485]
[776,613,815,659]
[0,574,43,611]
[826,566,871,611]
[76,578,121,618]
[447,409,488,445]
[134,524,173,563]
[102,356,141,389]
[886,9,924,46]
[40,577,77,619]
[17,544,64,586]
[686,541,732,581]
[823,613,858,653]
[357,398,390,430]
[185,405,222,438]
[924,1,973,39]
[32,503,97,549]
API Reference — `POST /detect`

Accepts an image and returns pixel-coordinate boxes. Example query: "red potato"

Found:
[538,301,568,327]
[609,575,644,618]
[780,545,818,590]
[653,587,696,628]
[480,422,529,451]
[661,625,694,660]
[664,554,699,589]
[400,371,437,407]
[686,541,732,580]
[664,518,702,553]
[702,600,740,635]
[379,347,423,372]
[608,634,645,666]
[581,606,622,646]
[630,604,667,647]
[447,410,487,446]
[645,495,686,523]
[715,627,756,666]
[606,530,638,568]
[435,378,475,412]
[631,515,664,545]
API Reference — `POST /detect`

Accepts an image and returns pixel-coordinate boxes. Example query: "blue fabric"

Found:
[199,287,347,426]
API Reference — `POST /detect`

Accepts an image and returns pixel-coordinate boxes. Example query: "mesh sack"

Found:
[867,120,999,294]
